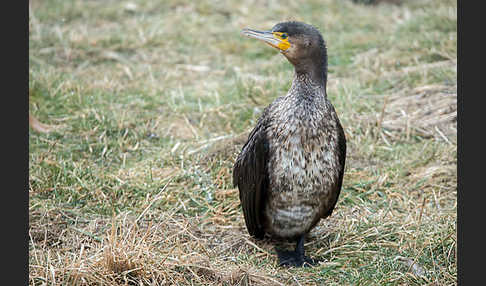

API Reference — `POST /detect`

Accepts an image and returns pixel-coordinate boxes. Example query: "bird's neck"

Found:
[292,57,327,91]
[290,72,327,100]
[291,59,328,98]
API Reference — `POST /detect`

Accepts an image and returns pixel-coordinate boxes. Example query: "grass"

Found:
[29,0,456,285]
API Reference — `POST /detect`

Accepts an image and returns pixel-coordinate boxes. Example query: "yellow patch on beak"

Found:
[273,32,291,51]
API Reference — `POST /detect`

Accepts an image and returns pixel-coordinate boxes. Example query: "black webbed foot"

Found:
[276,249,317,267]
[276,235,318,267]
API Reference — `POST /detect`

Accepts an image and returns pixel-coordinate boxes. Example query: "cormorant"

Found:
[233,21,347,267]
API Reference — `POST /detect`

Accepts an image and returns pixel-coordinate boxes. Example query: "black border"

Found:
[457,0,478,285]
[8,0,29,284]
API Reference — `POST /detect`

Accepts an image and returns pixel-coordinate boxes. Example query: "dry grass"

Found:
[371,83,457,142]
[29,208,285,285]
[29,0,456,285]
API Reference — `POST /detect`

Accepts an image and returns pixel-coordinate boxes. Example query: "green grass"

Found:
[29,0,456,285]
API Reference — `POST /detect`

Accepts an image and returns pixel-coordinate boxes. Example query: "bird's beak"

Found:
[241,28,290,51]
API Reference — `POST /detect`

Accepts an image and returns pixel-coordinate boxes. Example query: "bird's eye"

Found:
[281,33,288,39]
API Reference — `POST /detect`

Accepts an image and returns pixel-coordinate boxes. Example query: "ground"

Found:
[29,0,456,285]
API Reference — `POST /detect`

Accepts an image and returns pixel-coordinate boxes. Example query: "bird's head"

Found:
[241,21,327,84]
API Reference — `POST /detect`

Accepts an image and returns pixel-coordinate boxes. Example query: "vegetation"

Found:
[29,0,456,285]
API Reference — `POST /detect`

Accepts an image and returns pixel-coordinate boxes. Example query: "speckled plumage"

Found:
[263,73,345,239]
[234,21,346,266]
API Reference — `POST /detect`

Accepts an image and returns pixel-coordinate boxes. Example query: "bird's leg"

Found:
[276,234,318,267]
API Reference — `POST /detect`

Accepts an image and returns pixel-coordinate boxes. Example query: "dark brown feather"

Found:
[233,119,267,239]
[323,113,346,218]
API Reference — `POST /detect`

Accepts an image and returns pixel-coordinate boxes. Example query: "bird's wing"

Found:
[323,119,347,218]
[233,119,268,239]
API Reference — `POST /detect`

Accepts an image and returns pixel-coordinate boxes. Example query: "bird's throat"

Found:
[293,57,327,89]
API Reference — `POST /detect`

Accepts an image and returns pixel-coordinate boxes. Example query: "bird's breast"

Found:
[262,98,342,238]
